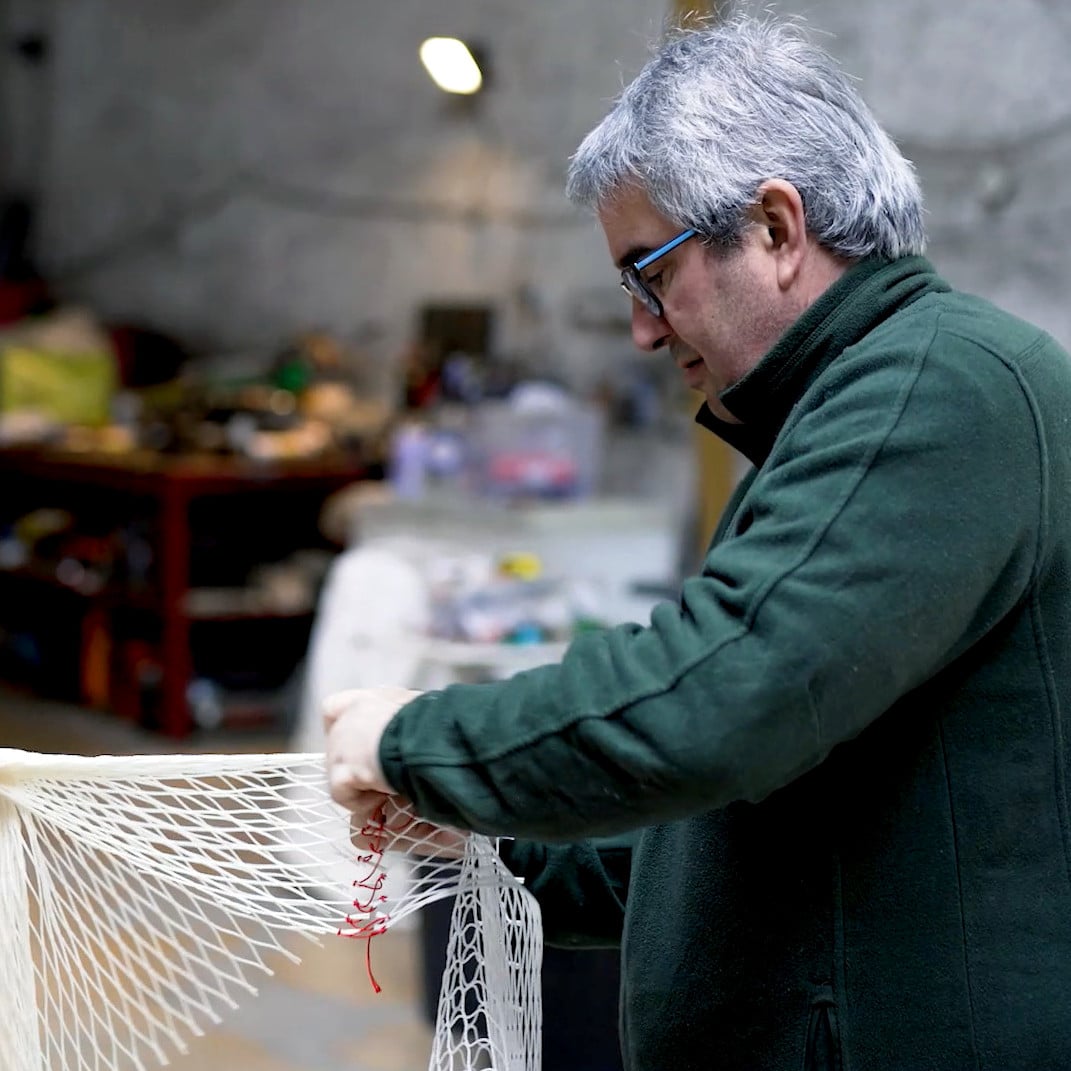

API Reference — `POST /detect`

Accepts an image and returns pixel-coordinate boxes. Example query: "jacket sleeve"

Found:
[379,327,1045,839]
[497,834,634,948]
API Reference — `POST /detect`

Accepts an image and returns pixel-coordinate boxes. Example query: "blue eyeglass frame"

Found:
[620,228,697,318]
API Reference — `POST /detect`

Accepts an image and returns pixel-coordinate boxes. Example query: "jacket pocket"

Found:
[802,987,844,1071]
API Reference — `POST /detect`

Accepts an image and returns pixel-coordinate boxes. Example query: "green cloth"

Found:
[381,256,1071,1070]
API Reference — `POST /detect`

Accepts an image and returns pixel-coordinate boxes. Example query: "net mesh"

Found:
[0,748,542,1071]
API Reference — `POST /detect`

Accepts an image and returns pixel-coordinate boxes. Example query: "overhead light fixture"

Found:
[419,37,484,96]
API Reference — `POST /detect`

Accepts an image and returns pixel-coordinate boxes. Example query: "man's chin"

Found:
[679,357,710,392]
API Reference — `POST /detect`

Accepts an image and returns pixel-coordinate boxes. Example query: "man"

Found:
[326,14,1071,1070]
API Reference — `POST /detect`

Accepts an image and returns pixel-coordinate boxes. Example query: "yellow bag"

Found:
[0,344,116,426]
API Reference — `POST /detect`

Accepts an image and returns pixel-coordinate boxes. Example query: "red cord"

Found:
[337,802,391,993]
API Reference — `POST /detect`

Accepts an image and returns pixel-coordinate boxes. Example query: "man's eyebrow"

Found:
[615,245,652,270]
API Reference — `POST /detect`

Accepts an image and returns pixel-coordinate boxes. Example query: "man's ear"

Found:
[752,180,807,290]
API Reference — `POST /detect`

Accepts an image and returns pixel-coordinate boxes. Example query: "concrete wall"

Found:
[795,0,1071,348]
[14,0,668,395]
[3,0,1069,395]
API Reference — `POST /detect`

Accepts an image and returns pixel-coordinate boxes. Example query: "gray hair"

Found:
[566,14,926,259]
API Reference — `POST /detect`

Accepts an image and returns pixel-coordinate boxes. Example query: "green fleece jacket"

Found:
[380,256,1071,1071]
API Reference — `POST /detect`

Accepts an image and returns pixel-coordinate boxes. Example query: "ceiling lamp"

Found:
[419,37,484,95]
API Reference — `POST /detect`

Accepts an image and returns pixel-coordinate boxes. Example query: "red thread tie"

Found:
[338,802,391,994]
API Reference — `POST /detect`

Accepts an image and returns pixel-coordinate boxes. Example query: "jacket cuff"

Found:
[377,710,408,796]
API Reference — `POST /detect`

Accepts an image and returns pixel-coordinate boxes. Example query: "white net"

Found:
[0,748,542,1071]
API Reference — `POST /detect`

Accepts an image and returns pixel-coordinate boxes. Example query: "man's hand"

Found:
[323,686,420,819]
[324,686,468,858]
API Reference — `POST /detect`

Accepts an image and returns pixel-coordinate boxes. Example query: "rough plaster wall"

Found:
[790,0,1071,348]
[31,0,666,394]
[17,0,1071,396]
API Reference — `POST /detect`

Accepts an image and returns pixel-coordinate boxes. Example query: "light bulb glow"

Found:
[419,37,483,95]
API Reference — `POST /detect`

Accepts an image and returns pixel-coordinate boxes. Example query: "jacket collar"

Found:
[695,255,950,466]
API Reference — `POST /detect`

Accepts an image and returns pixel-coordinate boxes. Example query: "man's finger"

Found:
[347,791,391,845]
[322,688,361,730]
[328,747,389,803]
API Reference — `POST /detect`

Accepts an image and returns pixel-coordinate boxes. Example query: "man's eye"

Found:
[644,271,664,292]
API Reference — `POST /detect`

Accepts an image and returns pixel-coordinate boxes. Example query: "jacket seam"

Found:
[938,721,983,1071]
[997,336,1048,579]
[1029,590,1071,892]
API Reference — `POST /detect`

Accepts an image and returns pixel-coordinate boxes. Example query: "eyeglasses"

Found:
[620,228,697,318]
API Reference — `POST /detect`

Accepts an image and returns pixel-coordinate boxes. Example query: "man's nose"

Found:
[630,300,671,352]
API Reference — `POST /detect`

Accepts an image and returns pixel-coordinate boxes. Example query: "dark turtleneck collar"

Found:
[695,255,950,466]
